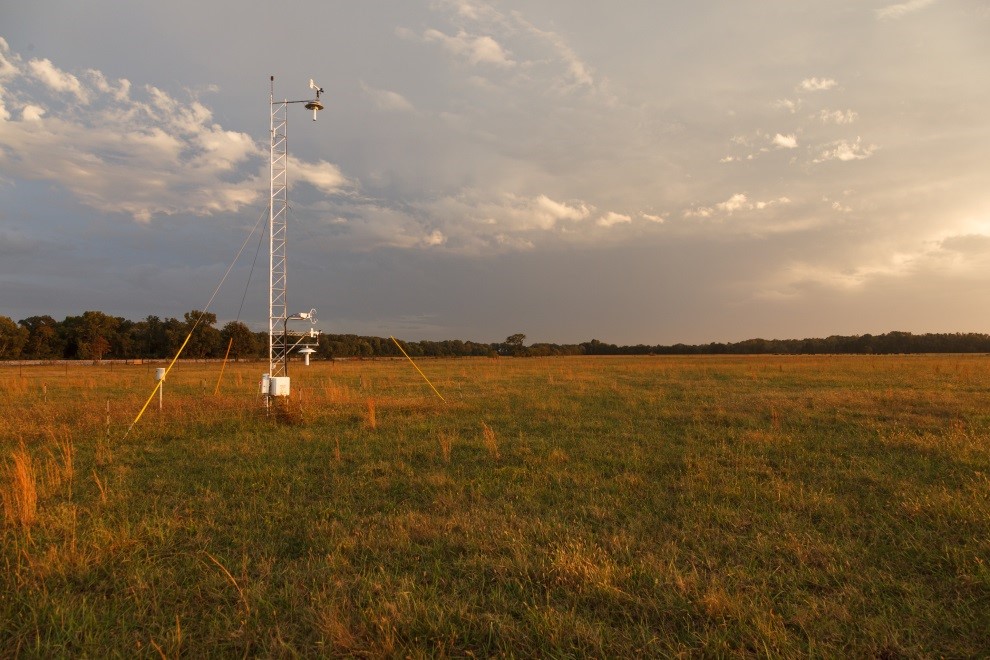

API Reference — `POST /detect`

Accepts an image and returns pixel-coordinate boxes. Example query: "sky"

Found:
[1,1,989,345]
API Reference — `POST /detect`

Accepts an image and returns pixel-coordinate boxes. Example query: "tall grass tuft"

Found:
[366,398,378,431]
[45,428,74,496]
[438,430,454,464]
[91,469,108,504]
[481,421,500,460]
[2,443,38,529]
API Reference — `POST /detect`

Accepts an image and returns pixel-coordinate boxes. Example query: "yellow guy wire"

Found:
[123,204,269,439]
[124,330,194,438]
[390,336,446,403]
[214,337,234,395]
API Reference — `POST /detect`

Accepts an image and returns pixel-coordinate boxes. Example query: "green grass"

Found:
[1,355,989,656]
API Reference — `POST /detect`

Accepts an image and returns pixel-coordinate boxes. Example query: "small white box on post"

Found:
[155,368,166,411]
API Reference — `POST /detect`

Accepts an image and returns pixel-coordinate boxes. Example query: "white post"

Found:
[155,368,166,411]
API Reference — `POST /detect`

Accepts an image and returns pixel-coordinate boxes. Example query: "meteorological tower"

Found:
[263,76,324,403]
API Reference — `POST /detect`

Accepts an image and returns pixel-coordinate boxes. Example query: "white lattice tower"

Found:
[269,83,289,378]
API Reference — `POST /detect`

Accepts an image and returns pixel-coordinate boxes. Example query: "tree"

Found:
[135,316,169,358]
[76,311,120,361]
[0,316,29,359]
[19,315,62,358]
[501,333,528,356]
[162,317,188,357]
[220,321,257,359]
[182,310,222,358]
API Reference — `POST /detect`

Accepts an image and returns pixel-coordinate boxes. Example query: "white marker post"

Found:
[155,368,166,411]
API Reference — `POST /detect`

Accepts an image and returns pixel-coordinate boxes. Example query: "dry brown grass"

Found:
[43,427,74,496]
[2,443,38,529]
[481,421,500,460]
[437,430,455,464]
[366,397,377,430]
[1,356,988,656]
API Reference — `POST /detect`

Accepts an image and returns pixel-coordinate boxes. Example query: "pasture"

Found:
[1,355,988,656]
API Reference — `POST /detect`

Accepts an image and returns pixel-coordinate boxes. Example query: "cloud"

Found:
[684,194,791,219]
[760,226,990,300]
[597,211,631,227]
[718,193,750,213]
[769,243,942,294]
[423,230,446,246]
[21,104,44,121]
[287,157,349,194]
[513,14,595,89]
[360,81,415,113]
[642,213,666,224]
[27,58,89,103]
[419,1,600,95]
[799,77,837,92]
[772,133,798,149]
[876,0,938,20]
[442,0,503,23]
[423,28,514,67]
[813,137,877,163]
[0,37,19,81]
[818,109,858,124]
[773,98,799,113]
[318,190,606,254]
[0,43,348,222]
[534,194,590,224]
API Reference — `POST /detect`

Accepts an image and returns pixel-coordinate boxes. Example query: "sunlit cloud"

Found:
[772,133,798,149]
[423,229,446,246]
[799,77,837,92]
[597,211,631,227]
[420,0,601,95]
[773,98,799,113]
[287,156,349,194]
[0,37,18,81]
[360,81,415,113]
[684,194,791,219]
[27,58,89,103]
[21,104,44,121]
[422,28,514,67]
[0,41,348,223]
[876,0,938,20]
[317,188,637,254]
[813,137,877,163]
[819,109,858,124]
[761,226,990,300]
[718,193,750,213]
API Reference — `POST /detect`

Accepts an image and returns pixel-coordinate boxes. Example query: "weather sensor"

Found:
[306,79,325,121]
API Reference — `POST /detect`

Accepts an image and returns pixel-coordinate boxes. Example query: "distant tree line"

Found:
[2,313,990,360]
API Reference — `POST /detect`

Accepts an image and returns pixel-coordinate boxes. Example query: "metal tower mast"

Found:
[269,80,289,378]
[267,77,324,382]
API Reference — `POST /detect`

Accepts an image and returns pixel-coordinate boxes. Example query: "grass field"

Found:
[2,355,989,656]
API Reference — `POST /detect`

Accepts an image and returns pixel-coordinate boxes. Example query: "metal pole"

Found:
[269,76,275,380]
